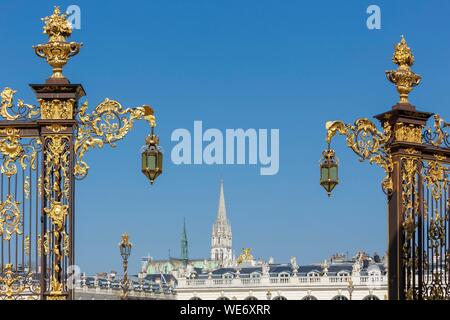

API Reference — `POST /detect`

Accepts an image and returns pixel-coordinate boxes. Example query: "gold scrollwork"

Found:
[423,114,450,148]
[326,118,393,194]
[74,99,155,179]
[0,194,22,241]
[0,87,38,120]
[0,129,38,177]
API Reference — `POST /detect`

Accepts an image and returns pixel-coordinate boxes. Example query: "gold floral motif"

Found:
[0,194,22,241]
[386,36,421,104]
[326,119,393,194]
[33,7,81,79]
[74,99,155,179]
[395,123,422,143]
[39,99,75,119]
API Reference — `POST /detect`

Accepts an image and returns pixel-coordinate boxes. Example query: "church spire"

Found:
[181,218,188,261]
[211,179,233,266]
[216,179,227,221]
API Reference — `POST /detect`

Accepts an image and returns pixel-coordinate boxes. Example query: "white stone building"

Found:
[176,252,388,300]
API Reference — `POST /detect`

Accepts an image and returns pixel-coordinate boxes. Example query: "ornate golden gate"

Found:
[322,37,450,300]
[0,7,162,300]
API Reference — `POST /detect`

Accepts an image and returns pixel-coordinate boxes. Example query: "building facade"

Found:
[176,251,388,300]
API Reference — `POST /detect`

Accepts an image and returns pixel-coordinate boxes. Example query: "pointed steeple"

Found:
[181,218,188,261]
[216,179,227,221]
[211,179,233,265]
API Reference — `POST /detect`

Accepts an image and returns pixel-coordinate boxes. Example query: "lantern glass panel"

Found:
[321,166,329,183]
[329,164,338,182]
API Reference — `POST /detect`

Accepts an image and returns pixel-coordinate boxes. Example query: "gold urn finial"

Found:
[386,36,421,105]
[34,6,82,80]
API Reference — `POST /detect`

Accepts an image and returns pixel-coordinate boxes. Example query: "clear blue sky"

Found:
[1,0,450,274]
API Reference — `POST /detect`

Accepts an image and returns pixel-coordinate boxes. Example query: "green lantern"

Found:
[141,133,163,184]
[320,148,339,196]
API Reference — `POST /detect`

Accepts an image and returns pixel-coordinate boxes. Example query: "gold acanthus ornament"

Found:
[33,7,82,79]
[386,36,421,104]
[74,98,156,179]
[326,118,394,194]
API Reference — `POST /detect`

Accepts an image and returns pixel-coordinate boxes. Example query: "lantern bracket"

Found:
[74,98,157,180]
[325,118,394,195]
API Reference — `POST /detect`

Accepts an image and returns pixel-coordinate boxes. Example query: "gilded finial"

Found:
[386,36,421,104]
[42,6,73,43]
[34,7,82,80]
